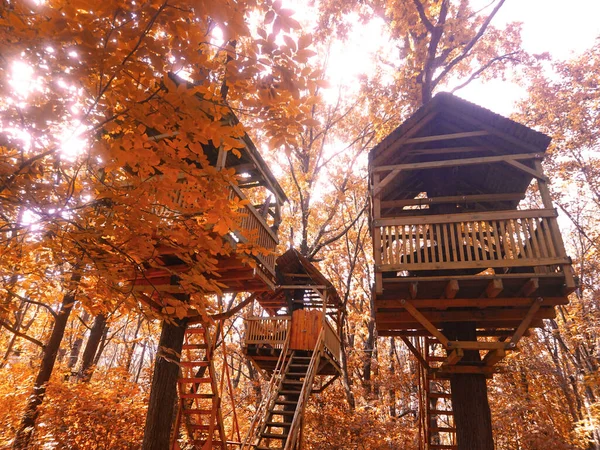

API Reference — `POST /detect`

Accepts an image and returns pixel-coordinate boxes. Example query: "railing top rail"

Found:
[245,316,291,321]
[373,208,557,227]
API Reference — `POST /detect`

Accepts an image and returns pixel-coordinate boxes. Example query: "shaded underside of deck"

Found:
[374,272,571,334]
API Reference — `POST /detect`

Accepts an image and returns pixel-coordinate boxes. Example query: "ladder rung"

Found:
[286,372,307,377]
[182,409,212,415]
[182,343,207,350]
[282,380,304,385]
[429,409,454,415]
[178,377,211,383]
[428,356,446,362]
[179,361,209,367]
[186,328,206,334]
[430,426,456,432]
[270,410,295,416]
[180,393,214,399]
[274,400,298,406]
[428,392,452,399]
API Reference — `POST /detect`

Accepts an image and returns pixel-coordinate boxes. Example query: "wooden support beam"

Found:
[444,280,459,299]
[376,297,568,309]
[505,159,548,181]
[485,279,503,298]
[510,297,543,346]
[406,145,485,155]
[373,207,557,227]
[400,299,449,347]
[400,336,430,370]
[402,130,490,144]
[445,349,464,366]
[437,365,497,375]
[381,193,524,209]
[372,152,542,174]
[372,169,400,196]
[483,349,506,367]
[446,341,508,351]
[519,278,539,296]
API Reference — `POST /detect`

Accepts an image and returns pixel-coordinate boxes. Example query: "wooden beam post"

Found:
[400,299,449,347]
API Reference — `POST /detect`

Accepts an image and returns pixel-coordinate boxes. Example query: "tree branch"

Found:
[0,319,45,348]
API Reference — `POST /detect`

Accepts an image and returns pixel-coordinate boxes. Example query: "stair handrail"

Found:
[241,320,292,449]
[284,328,326,450]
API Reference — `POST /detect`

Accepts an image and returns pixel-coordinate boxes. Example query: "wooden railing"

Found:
[323,318,341,361]
[373,209,570,272]
[245,316,290,349]
[229,184,278,278]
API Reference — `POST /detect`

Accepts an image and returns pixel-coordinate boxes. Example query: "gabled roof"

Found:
[370,92,551,165]
[369,93,552,207]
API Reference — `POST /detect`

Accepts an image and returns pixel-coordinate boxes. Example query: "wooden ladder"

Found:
[424,337,457,450]
[172,325,226,450]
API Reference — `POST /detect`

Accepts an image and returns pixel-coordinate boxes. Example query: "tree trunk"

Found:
[444,323,494,450]
[12,273,80,450]
[77,313,107,382]
[142,319,187,450]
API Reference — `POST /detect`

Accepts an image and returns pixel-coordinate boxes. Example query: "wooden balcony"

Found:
[373,208,576,334]
[243,311,341,376]
[131,182,279,297]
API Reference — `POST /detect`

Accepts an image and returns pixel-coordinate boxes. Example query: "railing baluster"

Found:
[416,225,422,264]
[442,223,450,263]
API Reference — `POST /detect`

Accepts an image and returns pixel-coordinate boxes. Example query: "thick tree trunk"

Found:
[12,274,80,450]
[77,313,107,382]
[444,323,494,450]
[142,319,187,450]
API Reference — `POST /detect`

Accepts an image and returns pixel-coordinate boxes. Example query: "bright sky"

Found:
[315,0,600,116]
[460,0,600,115]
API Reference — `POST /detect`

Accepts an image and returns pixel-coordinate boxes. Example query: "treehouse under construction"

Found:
[369,93,575,450]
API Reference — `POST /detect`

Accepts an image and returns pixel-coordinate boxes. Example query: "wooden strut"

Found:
[399,298,546,371]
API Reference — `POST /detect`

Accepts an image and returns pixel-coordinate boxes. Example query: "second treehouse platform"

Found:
[369,92,576,372]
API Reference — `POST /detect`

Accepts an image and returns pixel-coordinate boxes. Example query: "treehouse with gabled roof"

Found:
[369,93,576,450]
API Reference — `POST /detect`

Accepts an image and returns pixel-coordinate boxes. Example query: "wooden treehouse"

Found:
[241,249,343,450]
[130,105,288,450]
[369,93,576,449]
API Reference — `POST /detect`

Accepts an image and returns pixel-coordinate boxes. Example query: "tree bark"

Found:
[12,273,80,450]
[142,319,187,450]
[77,313,107,382]
[444,323,494,450]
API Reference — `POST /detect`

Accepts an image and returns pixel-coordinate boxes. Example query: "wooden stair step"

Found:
[261,433,289,439]
[269,410,296,416]
[274,400,299,406]
[286,372,308,377]
[278,390,301,395]
[266,421,292,428]
[292,356,312,360]
[282,380,304,385]
[178,377,211,383]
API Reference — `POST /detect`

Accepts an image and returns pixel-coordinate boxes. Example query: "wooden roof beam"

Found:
[381,193,525,209]
[372,152,544,174]
[402,130,490,145]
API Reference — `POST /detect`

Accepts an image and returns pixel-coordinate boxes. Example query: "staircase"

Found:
[422,337,457,450]
[172,325,226,450]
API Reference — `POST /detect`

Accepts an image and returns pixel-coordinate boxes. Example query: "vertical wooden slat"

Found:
[541,218,556,257]
[535,218,548,258]
[471,221,481,262]
[527,218,540,258]
[483,221,492,261]
[423,225,430,264]
[401,225,407,264]
[435,224,442,263]
[408,225,414,264]
[394,225,400,265]
[511,219,526,258]
[416,225,422,264]
[374,227,382,265]
[442,223,451,263]
[450,223,459,262]
[501,219,516,259]
[464,223,472,262]
[491,220,501,260]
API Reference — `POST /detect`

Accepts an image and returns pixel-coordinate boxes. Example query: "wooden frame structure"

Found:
[369,94,576,449]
